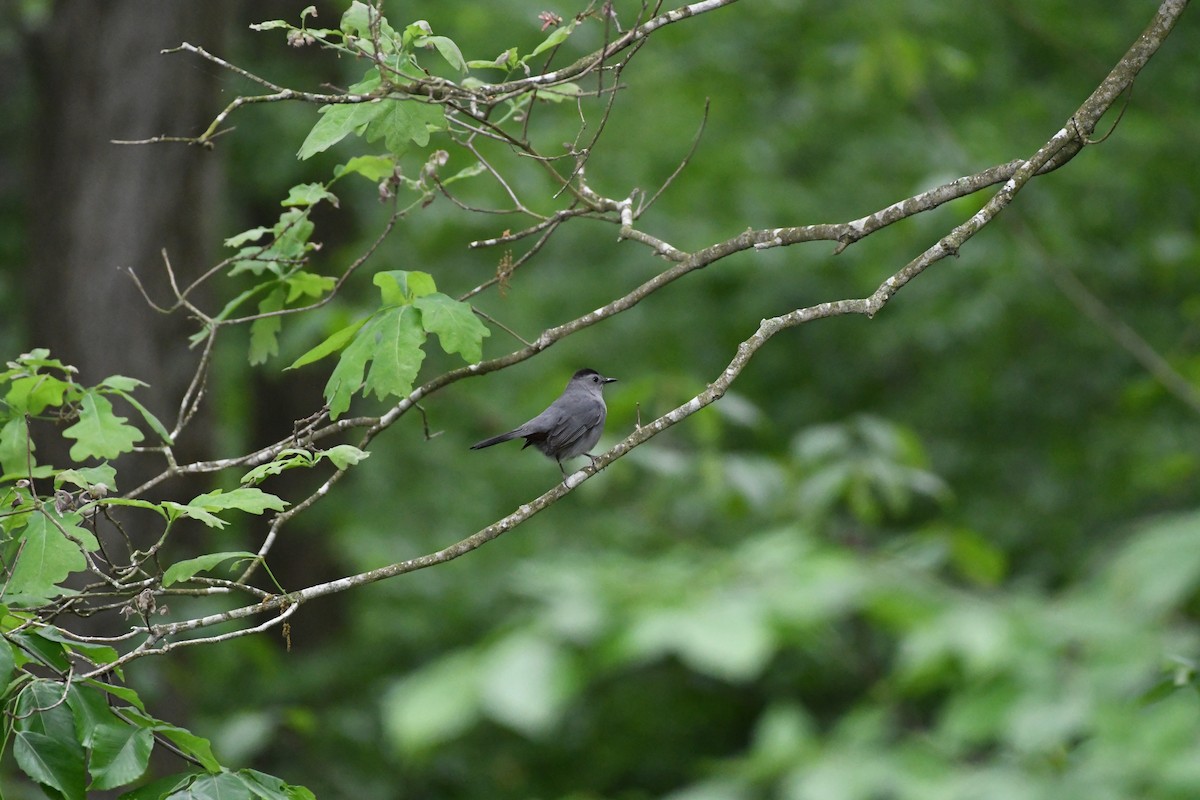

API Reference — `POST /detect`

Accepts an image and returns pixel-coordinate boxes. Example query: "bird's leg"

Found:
[557,459,566,475]
[586,453,599,469]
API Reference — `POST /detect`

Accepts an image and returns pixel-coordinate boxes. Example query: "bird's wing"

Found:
[546,402,605,452]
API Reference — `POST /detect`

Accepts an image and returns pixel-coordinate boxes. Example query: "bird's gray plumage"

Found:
[471,368,617,473]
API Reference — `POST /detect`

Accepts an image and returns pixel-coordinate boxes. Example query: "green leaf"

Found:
[9,348,65,370]
[148,723,221,774]
[248,20,289,32]
[120,710,223,772]
[336,155,396,182]
[189,488,288,515]
[14,730,86,800]
[11,631,71,672]
[7,511,94,601]
[624,595,776,682]
[162,551,258,587]
[284,272,335,303]
[281,182,338,208]
[0,636,14,686]
[272,208,318,263]
[363,99,446,153]
[340,1,373,37]
[229,229,317,278]
[320,445,371,470]
[94,497,169,521]
[382,651,481,755]
[527,21,576,60]
[479,633,574,736]
[416,35,467,73]
[1,414,35,475]
[83,679,146,713]
[1105,510,1200,615]
[67,683,122,748]
[36,627,118,667]
[362,306,426,402]
[17,680,77,737]
[55,465,118,492]
[89,723,154,790]
[97,376,147,393]
[441,161,488,186]
[946,527,1007,587]
[237,769,316,800]
[401,20,433,48]
[249,288,286,366]
[297,99,386,160]
[466,49,517,71]
[374,270,437,304]
[161,501,228,530]
[228,248,275,278]
[239,449,318,486]
[414,293,490,364]
[322,324,373,419]
[165,771,246,799]
[288,317,370,371]
[224,226,272,248]
[14,681,86,798]
[62,390,145,461]
[538,82,583,103]
[319,304,428,418]
[5,373,73,414]
[118,772,196,800]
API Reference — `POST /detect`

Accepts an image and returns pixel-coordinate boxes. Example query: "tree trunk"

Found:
[25,1,231,436]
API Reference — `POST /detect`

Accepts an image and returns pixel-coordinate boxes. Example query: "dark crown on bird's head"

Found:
[570,368,616,386]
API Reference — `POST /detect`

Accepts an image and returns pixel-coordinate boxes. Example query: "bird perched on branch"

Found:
[471,368,617,474]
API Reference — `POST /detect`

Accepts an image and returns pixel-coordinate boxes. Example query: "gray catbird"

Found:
[471,368,617,473]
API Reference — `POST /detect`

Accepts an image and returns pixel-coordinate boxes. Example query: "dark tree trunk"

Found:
[25,2,232,433]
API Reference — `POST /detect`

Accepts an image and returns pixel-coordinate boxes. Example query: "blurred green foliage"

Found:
[2,0,1200,798]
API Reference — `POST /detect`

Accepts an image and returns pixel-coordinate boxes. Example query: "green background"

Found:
[2,1,1199,797]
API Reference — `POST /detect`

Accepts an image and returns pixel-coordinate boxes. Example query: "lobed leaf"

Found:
[362,305,426,403]
[62,390,144,462]
[5,373,73,415]
[6,511,94,602]
[281,182,339,208]
[188,488,288,515]
[374,269,436,304]
[363,98,446,153]
[414,293,490,364]
[224,226,273,248]
[284,271,335,303]
[249,288,286,366]
[161,501,227,530]
[54,462,117,494]
[240,449,318,486]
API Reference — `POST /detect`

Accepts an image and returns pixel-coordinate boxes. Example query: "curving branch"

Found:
[82,0,1188,668]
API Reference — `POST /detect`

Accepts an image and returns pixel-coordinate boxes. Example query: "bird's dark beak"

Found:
[604,377,618,384]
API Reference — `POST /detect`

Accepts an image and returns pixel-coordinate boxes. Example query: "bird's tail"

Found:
[470,430,520,450]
